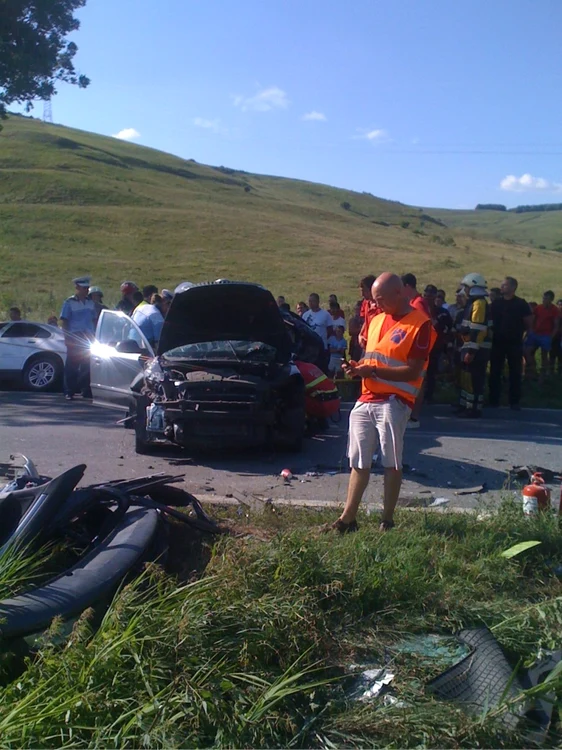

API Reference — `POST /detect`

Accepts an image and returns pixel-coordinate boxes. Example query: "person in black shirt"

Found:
[488,276,532,409]
[424,286,453,402]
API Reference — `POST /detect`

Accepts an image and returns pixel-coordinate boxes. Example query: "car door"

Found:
[90,310,154,410]
[0,323,48,374]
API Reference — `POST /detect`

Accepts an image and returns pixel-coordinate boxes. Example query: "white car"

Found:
[0,321,67,391]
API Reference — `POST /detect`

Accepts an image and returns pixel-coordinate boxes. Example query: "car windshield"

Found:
[162,339,277,362]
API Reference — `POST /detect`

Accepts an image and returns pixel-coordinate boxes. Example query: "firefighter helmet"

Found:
[461,273,487,289]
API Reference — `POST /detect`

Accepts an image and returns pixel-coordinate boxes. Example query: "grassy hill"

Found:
[429,206,562,252]
[1,114,561,319]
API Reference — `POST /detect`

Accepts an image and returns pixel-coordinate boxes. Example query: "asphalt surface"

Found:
[1,391,561,512]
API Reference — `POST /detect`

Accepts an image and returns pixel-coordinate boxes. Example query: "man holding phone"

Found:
[326,272,431,533]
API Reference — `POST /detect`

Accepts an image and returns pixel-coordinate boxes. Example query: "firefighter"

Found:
[294,360,341,427]
[456,273,492,418]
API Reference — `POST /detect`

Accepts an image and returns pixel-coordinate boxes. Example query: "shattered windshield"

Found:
[162,339,277,362]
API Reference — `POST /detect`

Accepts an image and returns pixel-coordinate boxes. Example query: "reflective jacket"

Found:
[459,296,492,355]
[295,361,340,419]
[362,309,429,409]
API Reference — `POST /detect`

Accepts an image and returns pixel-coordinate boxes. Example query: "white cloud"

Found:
[354,127,390,142]
[232,86,289,112]
[112,128,140,141]
[302,111,326,121]
[500,173,562,192]
[193,117,227,135]
[365,128,388,141]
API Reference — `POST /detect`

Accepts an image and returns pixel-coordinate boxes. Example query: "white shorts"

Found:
[347,398,411,470]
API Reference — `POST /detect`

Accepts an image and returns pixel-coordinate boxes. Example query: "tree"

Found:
[0,0,90,120]
[475,203,506,211]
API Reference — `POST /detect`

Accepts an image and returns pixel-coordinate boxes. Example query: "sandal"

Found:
[321,518,359,535]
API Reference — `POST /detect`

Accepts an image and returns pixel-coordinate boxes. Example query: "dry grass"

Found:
[1,115,561,319]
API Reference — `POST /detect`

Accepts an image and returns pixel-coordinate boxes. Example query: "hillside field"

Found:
[430,206,562,253]
[1,115,561,319]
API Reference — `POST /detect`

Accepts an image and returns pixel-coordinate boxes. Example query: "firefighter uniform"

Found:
[458,291,492,416]
[295,361,341,420]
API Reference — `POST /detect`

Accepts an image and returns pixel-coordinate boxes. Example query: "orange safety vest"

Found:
[361,309,429,408]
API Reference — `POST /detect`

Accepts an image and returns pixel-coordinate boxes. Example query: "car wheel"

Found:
[23,355,62,392]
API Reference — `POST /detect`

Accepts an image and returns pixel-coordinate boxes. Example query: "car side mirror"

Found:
[115,339,143,354]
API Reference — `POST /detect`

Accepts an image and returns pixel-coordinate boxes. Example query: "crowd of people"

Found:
[8,269,561,536]
[276,273,562,422]
[9,272,562,410]
[42,277,174,400]
[300,271,562,535]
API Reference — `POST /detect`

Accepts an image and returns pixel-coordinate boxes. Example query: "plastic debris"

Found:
[349,668,395,702]
[382,694,409,708]
[501,540,541,559]
[429,497,450,508]
[523,650,562,745]
[280,469,293,480]
[455,484,486,495]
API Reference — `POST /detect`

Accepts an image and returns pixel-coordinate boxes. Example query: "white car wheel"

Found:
[24,357,61,391]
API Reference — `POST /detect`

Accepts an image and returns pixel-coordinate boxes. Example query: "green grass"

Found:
[1,502,562,747]
[1,114,561,320]
[429,207,562,255]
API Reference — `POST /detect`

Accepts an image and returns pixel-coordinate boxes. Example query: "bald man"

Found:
[329,272,432,533]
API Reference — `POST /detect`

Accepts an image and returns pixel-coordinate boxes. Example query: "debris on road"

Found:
[280,468,293,480]
[511,465,561,483]
[455,484,486,495]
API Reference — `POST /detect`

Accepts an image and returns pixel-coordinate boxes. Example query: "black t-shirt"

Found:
[490,296,532,344]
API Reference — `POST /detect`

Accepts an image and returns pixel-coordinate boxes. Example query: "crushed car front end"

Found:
[133,282,305,452]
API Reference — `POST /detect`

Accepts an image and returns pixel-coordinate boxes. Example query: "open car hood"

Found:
[157,282,293,362]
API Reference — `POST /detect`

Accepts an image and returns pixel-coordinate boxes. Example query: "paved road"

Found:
[1,392,561,511]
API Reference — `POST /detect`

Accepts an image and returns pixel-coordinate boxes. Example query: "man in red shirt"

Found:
[357,274,380,349]
[401,273,431,318]
[525,290,560,377]
[324,272,431,534]
[400,273,432,427]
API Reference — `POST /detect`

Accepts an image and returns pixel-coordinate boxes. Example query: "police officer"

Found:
[456,273,492,418]
[88,285,108,324]
[59,276,97,401]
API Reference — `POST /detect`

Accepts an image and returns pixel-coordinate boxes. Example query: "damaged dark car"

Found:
[90,281,306,453]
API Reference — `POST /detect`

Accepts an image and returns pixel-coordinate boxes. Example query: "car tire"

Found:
[23,355,63,392]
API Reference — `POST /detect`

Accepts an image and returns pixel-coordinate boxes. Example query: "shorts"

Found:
[347,398,412,470]
[526,333,552,352]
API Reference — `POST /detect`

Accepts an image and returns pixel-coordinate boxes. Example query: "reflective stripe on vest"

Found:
[362,309,429,406]
[364,351,404,368]
[305,374,327,390]
[364,350,428,380]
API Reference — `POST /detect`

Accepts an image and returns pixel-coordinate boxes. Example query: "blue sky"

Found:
[24,0,562,208]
